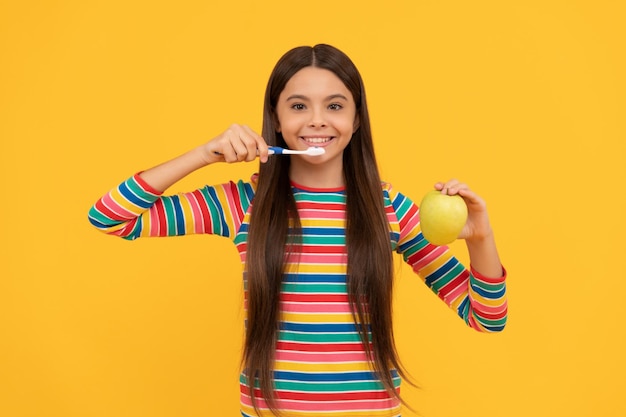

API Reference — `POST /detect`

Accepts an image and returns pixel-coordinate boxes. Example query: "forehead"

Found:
[280,66,353,100]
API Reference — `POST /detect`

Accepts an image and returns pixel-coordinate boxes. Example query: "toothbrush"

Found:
[214,146,325,157]
[268,146,325,156]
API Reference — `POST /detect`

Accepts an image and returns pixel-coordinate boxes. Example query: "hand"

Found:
[203,124,269,164]
[434,179,493,242]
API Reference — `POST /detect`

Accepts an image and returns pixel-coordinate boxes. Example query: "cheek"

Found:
[275,107,294,131]
[337,115,358,134]
[280,115,312,137]
[277,119,298,135]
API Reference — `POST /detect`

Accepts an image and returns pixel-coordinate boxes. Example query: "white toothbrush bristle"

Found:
[307,147,326,156]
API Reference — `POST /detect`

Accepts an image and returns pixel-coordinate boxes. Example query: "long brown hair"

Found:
[244,44,409,415]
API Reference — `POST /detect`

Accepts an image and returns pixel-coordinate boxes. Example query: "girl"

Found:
[88,44,507,417]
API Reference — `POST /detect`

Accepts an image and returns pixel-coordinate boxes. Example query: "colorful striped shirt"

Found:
[88,174,508,417]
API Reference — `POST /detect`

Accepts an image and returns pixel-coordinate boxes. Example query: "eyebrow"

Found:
[285,94,349,101]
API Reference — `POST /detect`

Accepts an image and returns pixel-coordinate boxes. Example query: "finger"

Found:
[446,181,469,196]
[221,130,246,163]
[242,124,269,163]
[222,142,241,163]
[238,125,261,162]
[458,188,486,209]
[207,139,235,163]
[231,138,251,162]
[226,124,256,162]
[229,125,260,162]
[437,178,460,195]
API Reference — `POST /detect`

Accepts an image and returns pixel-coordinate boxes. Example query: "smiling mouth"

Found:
[300,137,334,146]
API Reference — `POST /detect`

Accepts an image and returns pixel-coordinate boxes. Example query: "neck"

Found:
[288,156,344,189]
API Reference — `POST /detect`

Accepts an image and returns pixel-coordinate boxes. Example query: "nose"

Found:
[308,107,327,128]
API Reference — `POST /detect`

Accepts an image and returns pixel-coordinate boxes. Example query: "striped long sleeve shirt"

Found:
[88,173,508,417]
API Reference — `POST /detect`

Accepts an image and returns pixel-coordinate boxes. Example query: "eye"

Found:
[291,103,306,110]
[328,103,343,110]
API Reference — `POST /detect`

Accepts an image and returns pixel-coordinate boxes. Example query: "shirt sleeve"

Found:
[386,185,508,332]
[87,173,255,241]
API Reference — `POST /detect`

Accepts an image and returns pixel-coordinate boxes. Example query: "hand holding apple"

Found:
[420,179,494,245]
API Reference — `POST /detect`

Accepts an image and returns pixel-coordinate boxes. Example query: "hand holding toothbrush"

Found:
[139,124,324,192]
[204,124,324,165]
[202,124,270,164]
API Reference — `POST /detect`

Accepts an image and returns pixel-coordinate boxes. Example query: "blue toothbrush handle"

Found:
[214,146,281,157]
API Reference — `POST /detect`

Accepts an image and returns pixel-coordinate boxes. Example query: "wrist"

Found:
[465,228,494,246]
[196,143,218,166]
[465,229,502,278]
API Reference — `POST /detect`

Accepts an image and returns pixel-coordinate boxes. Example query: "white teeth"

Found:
[303,137,332,143]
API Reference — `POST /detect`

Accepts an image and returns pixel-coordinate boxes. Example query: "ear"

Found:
[353,114,360,132]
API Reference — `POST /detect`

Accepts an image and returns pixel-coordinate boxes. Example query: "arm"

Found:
[87,174,255,240]
[389,185,507,332]
[87,124,267,239]
[139,124,269,192]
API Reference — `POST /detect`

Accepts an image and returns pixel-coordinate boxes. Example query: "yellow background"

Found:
[1,1,624,416]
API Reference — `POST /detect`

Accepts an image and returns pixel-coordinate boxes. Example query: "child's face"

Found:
[275,66,359,168]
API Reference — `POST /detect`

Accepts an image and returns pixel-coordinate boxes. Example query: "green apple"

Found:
[419,190,468,246]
